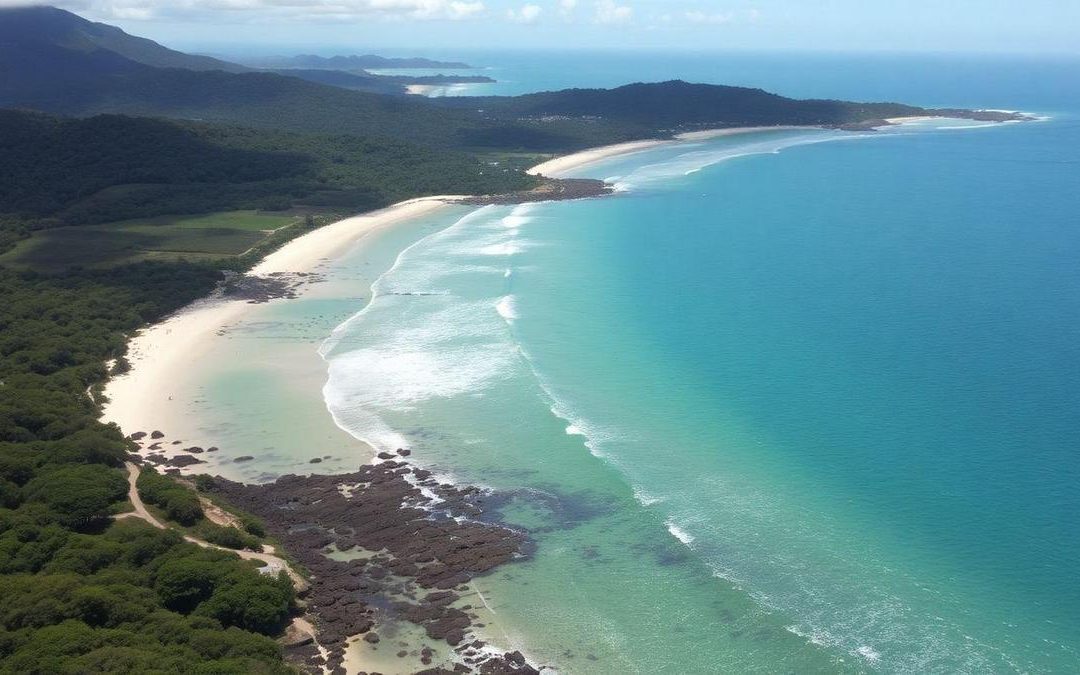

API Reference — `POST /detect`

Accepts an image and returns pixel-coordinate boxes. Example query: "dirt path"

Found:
[119,462,309,591]
[117,462,318,650]
[117,461,168,528]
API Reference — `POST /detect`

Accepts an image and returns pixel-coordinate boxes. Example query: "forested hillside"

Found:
[443,80,928,128]
[0,110,534,256]
[0,261,302,672]
[0,5,245,72]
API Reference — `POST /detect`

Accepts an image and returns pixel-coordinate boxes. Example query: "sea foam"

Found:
[495,295,519,321]
[321,204,526,456]
[665,520,696,546]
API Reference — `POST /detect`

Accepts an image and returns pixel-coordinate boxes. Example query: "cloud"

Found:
[683,10,733,25]
[447,0,484,19]
[682,8,760,25]
[21,0,489,22]
[506,2,541,23]
[593,0,630,24]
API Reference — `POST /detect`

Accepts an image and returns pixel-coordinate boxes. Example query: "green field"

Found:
[0,210,299,270]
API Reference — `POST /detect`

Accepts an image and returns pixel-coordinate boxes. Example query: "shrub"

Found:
[136,468,204,526]
[195,523,260,551]
[23,465,127,530]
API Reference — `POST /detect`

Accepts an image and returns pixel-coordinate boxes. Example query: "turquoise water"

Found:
[316,56,1080,672]
[185,54,1080,672]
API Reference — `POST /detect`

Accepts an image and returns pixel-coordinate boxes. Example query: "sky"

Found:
[5,0,1080,54]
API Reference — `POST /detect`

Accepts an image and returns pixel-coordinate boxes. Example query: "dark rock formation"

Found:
[220,271,324,304]
[210,461,537,673]
[166,454,204,468]
[460,178,612,206]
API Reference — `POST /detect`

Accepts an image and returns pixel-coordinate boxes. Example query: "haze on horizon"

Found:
[1,0,1078,55]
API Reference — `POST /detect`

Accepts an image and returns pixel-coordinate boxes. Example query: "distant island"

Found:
[250,53,475,70]
[267,68,495,95]
[247,54,489,95]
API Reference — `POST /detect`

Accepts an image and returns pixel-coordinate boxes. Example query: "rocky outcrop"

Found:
[459,178,612,206]
[210,461,538,674]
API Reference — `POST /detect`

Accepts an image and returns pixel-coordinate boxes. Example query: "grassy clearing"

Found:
[0,210,299,270]
[119,211,300,232]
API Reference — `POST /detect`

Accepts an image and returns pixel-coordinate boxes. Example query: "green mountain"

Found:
[0,5,246,72]
[2,6,1009,155]
[441,80,928,128]
[0,40,490,146]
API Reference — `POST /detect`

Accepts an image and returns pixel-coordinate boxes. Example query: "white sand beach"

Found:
[528,126,814,178]
[527,139,670,177]
[884,115,940,124]
[101,197,459,441]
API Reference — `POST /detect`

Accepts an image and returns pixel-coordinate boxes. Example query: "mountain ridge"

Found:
[0,5,247,72]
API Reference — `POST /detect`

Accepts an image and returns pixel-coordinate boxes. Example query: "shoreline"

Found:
[527,113,1030,179]
[101,196,459,461]
[104,123,776,442]
[528,125,817,178]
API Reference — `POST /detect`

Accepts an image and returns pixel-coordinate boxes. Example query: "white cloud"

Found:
[593,0,630,24]
[506,2,541,23]
[683,8,760,25]
[447,0,484,19]
[684,10,732,25]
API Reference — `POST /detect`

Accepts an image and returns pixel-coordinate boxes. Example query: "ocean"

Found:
[189,52,1080,672]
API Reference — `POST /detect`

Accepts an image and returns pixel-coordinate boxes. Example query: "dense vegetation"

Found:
[0,109,534,260]
[137,467,266,551]
[0,263,301,671]
[440,80,927,129]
